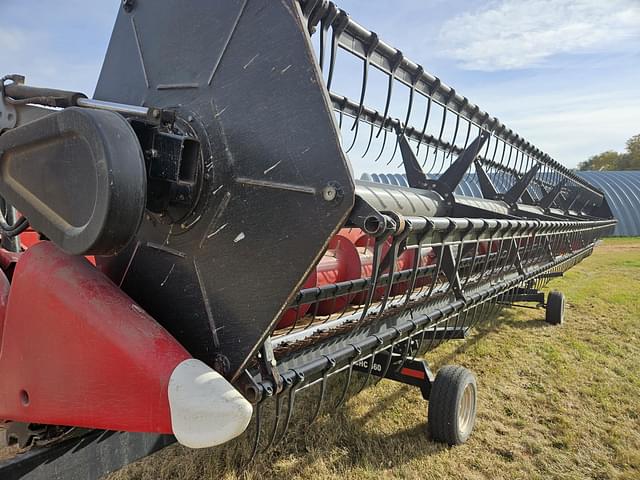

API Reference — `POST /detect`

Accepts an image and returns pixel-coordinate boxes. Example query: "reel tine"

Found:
[442,312,452,342]
[335,280,354,320]
[498,140,508,190]
[487,238,503,282]
[326,11,349,91]
[265,390,283,451]
[358,235,386,321]
[319,3,338,72]
[376,51,404,138]
[421,143,431,168]
[416,81,437,154]
[467,303,480,332]
[388,133,401,165]
[427,144,437,175]
[284,300,304,335]
[506,143,515,173]
[490,132,500,163]
[276,371,303,446]
[350,33,379,131]
[498,238,515,279]
[436,94,452,152]
[249,400,263,463]
[436,142,447,175]
[362,114,377,158]
[483,132,492,163]
[401,66,423,139]
[310,356,335,424]
[463,224,486,289]
[461,112,474,152]
[374,126,390,162]
[345,118,360,153]
[388,66,423,165]
[446,110,462,159]
[404,243,422,305]
[337,97,345,130]
[378,230,406,314]
[478,234,495,281]
[375,332,399,385]
[336,345,360,408]
[304,290,322,330]
[357,336,383,394]
[423,237,446,301]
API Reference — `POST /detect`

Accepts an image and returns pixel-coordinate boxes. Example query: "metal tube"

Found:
[76,98,150,118]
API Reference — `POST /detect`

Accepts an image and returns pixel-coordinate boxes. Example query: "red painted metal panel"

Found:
[315,234,361,315]
[0,268,9,342]
[400,367,426,380]
[0,242,191,433]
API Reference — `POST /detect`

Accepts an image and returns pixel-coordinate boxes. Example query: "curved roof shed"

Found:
[577,171,640,236]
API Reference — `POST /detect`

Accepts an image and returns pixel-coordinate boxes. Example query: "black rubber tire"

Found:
[545,290,565,325]
[427,365,477,446]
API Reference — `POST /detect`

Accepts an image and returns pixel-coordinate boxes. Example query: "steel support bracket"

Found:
[473,159,499,200]
[352,351,435,400]
[440,244,466,301]
[538,179,566,210]
[503,163,540,206]
[432,131,490,201]
[399,130,489,204]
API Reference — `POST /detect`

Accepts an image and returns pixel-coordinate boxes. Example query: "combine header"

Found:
[0,0,615,478]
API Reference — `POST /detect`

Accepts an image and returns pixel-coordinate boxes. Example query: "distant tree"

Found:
[578,151,623,171]
[623,134,640,169]
[578,133,640,171]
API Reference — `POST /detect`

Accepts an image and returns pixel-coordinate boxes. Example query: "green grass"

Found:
[104,237,638,479]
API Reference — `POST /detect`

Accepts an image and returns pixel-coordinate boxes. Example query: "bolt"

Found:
[322,185,337,202]
[122,0,135,12]
[187,115,194,122]
[321,181,344,204]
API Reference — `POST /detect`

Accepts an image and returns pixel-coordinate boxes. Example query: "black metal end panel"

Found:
[0,107,146,255]
[94,0,355,380]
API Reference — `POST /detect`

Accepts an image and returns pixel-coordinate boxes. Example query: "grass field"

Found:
[1,239,636,478]
[104,237,640,480]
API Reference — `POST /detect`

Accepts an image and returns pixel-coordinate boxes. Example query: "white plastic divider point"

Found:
[168,358,253,449]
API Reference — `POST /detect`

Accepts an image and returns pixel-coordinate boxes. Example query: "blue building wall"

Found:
[577,171,640,236]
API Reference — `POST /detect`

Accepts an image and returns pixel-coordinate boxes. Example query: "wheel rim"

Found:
[458,383,475,436]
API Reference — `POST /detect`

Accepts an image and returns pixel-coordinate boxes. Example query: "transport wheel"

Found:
[427,365,477,446]
[545,290,565,325]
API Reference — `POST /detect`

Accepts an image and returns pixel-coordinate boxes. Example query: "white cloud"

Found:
[438,0,640,71]
[465,86,640,167]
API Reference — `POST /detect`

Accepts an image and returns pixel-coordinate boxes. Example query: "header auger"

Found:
[0,1,615,478]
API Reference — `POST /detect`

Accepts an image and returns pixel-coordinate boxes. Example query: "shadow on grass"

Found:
[112,306,552,479]
[214,383,449,478]
[185,307,553,478]
[435,306,548,368]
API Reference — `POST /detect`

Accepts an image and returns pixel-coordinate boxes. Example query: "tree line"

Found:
[578,133,640,171]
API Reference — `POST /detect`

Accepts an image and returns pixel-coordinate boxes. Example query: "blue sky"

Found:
[1,0,639,169]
